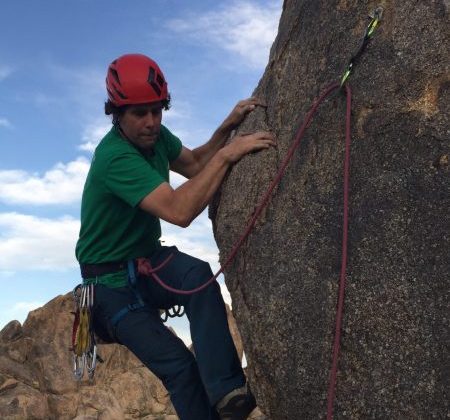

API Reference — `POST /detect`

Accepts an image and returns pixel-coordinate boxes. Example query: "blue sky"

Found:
[0,0,281,343]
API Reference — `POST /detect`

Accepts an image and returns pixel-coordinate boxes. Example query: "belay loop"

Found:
[71,283,98,380]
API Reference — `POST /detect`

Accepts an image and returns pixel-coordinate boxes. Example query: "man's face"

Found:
[118,102,163,150]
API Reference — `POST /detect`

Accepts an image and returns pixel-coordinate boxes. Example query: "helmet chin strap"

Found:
[116,121,130,141]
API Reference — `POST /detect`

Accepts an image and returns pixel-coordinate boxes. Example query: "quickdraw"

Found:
[340,7,383,87]
[71,283,98,380]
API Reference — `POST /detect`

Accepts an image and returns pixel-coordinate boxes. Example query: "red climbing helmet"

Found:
[106,54,168,106]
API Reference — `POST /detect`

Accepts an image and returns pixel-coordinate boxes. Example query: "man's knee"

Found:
[166,350,198,384]
[185,261,215,288]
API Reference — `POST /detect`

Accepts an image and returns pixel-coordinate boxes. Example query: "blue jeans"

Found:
[92,246,245,420]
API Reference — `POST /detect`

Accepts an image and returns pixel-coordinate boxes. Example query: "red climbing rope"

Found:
[326,83,351,420]
[140,82,352,419]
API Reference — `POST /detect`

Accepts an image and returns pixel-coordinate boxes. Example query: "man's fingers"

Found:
[226,130,276,163]
[237,97,267,109]
[251,140,277,152]
[243,132,277,149]
[238,131,275,141]
[252,131,276,141]
[255,134,277,148]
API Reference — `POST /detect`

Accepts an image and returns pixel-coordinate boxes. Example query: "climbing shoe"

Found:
[216,384,257,420]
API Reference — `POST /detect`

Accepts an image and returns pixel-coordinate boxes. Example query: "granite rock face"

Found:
[211,1,449,418]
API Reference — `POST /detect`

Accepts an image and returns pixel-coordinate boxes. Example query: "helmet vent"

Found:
[148,67,155,83]
[109,68,121,85]
[156,74,164,87]
[150,81,162,97]
[115,87,128,100]
[108,85,127,100]
[147,67,162,97]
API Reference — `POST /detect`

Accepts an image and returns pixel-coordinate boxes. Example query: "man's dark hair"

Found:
[104,95,171,126]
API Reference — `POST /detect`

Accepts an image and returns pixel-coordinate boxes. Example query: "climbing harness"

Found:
[71,283,98,380]
[105,259,186,329]
[75,256,185,374]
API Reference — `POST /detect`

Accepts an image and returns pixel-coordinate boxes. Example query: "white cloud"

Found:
[0,301,44,331]
[12,301,44,313]
[161,212,220,271]
[0,157,89,205]
[170,171,187,189]
[79,120,111,152]
[220,283,232,306]
[167,0,281,69]
[0,117,12,128]
[0,212,79,271]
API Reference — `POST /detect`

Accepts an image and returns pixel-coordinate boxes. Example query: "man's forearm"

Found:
[141,130,274,227]
[173,148,230,226]
[191,122,233,171]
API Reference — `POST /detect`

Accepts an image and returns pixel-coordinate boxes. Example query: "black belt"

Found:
[80,261,129,279]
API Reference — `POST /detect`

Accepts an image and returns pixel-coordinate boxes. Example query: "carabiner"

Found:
[367,7,383,38]
[73,284,82,306]
[86,345,97,380]
[73,353,85,381]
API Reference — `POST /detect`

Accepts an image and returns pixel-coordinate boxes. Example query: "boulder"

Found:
[211,1,449,418]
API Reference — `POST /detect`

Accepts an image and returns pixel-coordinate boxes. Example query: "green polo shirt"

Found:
[75,124,182,287]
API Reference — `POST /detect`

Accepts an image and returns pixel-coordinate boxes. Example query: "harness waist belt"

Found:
[80,261,128,279]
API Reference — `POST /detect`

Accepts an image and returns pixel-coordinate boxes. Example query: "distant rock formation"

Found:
[0,294,176,419]
[0,293,264,419]
[211,1,449,418]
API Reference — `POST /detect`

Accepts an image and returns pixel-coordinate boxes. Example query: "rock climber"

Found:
[75,53,275,420]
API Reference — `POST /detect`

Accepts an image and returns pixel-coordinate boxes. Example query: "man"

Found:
[75,53,275,420]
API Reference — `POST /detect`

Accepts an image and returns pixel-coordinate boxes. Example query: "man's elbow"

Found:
[171,213,192,228]
[190,153,205,177]
[176,218,192,228]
